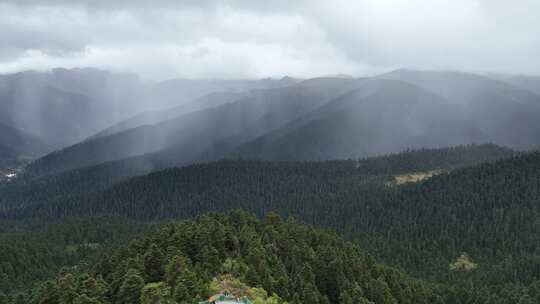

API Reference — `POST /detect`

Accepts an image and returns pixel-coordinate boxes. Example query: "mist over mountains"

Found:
[4,1,540,303]
[0,68,298,158]
[2,67,535,178]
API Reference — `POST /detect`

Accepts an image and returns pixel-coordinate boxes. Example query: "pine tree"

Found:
[78,274,108,300]
[118,269,145,304]
[144,243,166,282]
[518,294,535,304]
[12,293,26,304]
[164,255,191,287]
[37,280,61,304]
[58,273,79,304]
[0,273,9,295]
[197,245,221,273]
[366,278,397,304]
[0,291,8,304]
[140,282,172,304]
[302,283,320,304]
[74,294,103,304]
[339,291,353,304]
[173,281,190,303]
[172,267,205,303]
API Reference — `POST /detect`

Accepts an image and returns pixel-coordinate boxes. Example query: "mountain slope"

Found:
[90,91,248,139]
[0,80,97,147]
[91,77,300,140]
[233,79,485,160]
[148,76,299,109]
[0,68,145,148]
[17,212,505,304]
[379,69,540,149]
[0,123,50,159]
[26,70,540,176]
[503,75,540,95]
[27,78,366,177]
[0,216,147,295]
[0,144,511,220]
[0,69,296,150]
[11,146,540,287]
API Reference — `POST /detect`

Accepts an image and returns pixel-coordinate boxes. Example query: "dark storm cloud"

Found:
[0,0,538,79]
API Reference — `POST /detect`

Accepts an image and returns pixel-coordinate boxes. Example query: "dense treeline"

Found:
[0,144,512,214]
[1,144,531,287]
[3,145,538,287]
[354,143,514,175]
[2,144,536,296]
[0,216,149,295]
[0,154,171,212]
[12,212,540,304]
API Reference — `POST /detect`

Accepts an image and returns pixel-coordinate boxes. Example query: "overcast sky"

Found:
[0,0,539,80]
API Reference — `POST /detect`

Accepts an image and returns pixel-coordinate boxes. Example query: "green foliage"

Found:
[17,212,486,304]
[3,145,540,303]
[0,144,511,219]
[0,216,147,295]
[0,291,8,304]
[209,274,251,297]
[74,294,103,304]
[118,269,145,304]
[144,244,166,282]
[5,145,531,287]
[140,282,172,304]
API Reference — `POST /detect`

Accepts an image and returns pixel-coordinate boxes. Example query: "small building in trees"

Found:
[199,293,252,304]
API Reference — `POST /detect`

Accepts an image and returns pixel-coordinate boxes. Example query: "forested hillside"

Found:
[0,216,148,295]
[11,212,540,304]
[232,80,484,160]
[3,1,539,303]
[2,145,540,303]
[0,144,510,219]
[2,144,530,288]
[90,91,248,139]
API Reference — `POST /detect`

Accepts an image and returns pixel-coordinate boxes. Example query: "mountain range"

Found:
[20,69,540,179]
[0,68,297,155]
[3,67,540,303]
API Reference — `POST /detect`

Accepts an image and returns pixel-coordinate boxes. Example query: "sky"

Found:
[0,0,539,80]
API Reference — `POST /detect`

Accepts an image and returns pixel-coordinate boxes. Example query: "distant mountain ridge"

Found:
[0,68,144,148]
[23,69,540,179]
[27,77,365,176]
[88,91,248,140]
[0,68,299,150]
[231,79,482,160]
